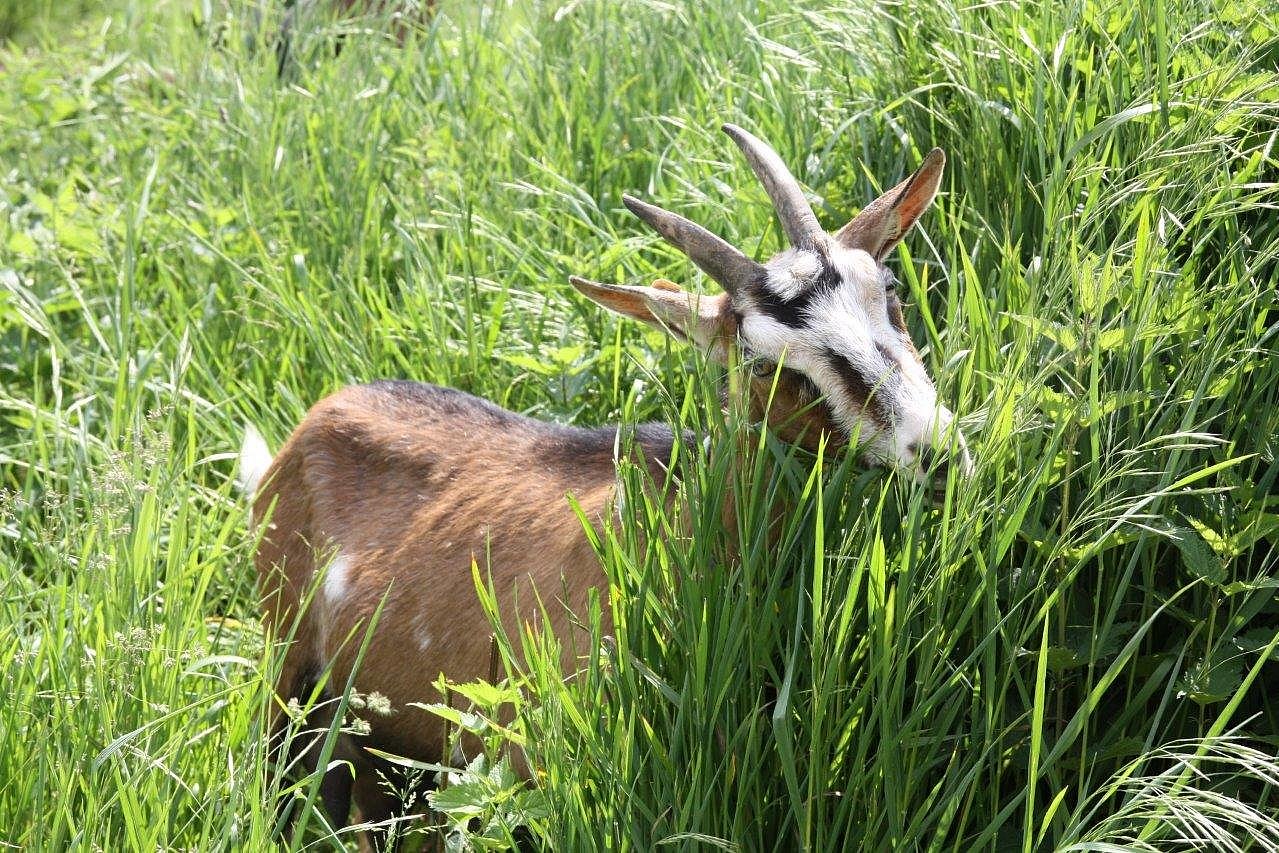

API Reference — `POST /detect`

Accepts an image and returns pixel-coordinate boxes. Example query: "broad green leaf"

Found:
[1165,524,1225,585]
[428,781,492,817]
[1176,659,1243,705]
[1005,313,1078,350]
[501,353,556,375]
[7,231,38,256]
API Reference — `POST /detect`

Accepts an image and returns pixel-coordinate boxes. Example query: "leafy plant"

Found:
[1,0,1277,849]
[416,677,548,851]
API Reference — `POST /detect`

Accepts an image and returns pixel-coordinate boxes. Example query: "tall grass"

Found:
[0,0,1276,849]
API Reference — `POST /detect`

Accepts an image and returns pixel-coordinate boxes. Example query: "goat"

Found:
[246,124,971,847]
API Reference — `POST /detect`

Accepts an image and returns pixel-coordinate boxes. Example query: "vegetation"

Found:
[1,0,1277,849]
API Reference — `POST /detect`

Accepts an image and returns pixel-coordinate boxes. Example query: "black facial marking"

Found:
[812,245,844,290]
[752,246,842,328]
[874,342,900,373]
[824,347,895,428]
[886,292,908,334]
[877,265,910,334]
[879,264,897,291]
[753,281,817,328]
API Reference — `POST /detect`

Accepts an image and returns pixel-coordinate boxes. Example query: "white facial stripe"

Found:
[807,285,904,402]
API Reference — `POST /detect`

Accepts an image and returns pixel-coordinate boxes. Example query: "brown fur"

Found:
[254,369,839,845]
[254,381,704,845]
[746,370,844,453]
[255,133,957,846]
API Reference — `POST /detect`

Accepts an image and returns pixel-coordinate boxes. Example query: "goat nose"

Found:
[912,443,956,481]
[930,454,952,481]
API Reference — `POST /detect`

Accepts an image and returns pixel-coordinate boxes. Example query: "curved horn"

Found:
[622,194,762,295]
[721,123,824,248]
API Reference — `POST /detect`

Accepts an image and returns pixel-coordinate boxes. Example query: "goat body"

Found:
[251,124,967,846]
[253,380,675,832]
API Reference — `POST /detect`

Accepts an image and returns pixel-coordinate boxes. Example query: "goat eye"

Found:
[739,340,776,377]
[879,266,899,295]
[751,358,776,378]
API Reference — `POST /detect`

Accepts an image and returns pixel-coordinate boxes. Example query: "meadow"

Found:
[2,0,1278,849]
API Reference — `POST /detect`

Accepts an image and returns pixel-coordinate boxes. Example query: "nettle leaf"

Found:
[1075,251,1119,316]
[1176,658,1244,705]
[1034,386,1077,425]
[7,231,38,257]
[1018,515,1052,552]
[1072,622,1138,664]
[1087,390,1148,423]
[1095,327,1129,351]
[512,788,551,822]
[1187,517,1232,557]
[56,221,102,256]
[429,781,491,818]
[54,180,78,216]
[1236,511,1279,552]
[1194,510,1279,560]
[1043,645,1086,672]
[448,679,522,709]
[1005,313,1078,350]
[1040,623,1139,673]
[1232,629,1279,661]
[1222,576,1279,596]
[411,702,490,733]
[501,353,556,376]
[468,831,517,851]
[1063,528,1138,560]
[1164,524,1225,585]
[30,191,56,217]
[549,344,586,366]
[478,755,518,789]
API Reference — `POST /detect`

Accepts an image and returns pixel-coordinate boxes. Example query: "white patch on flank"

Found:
[324,553,351,604]
[413,611,433,652]
[237,424,273,496]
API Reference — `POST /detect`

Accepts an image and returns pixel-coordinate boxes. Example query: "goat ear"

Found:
[569,277,732,353]
[835,148,945,260]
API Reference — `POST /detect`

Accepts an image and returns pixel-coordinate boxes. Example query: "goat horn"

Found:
[722,123,824,248]
[622,194,762,295]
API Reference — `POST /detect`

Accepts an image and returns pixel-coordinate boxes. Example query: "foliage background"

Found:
[1,0,1277,849]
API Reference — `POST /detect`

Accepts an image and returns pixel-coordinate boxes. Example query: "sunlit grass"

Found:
[1,0,1277,849]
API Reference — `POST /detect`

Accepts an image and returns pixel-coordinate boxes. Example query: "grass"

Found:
[1,0,1277,849]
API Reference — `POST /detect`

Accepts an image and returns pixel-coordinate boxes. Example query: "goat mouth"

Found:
[903,463,958,505]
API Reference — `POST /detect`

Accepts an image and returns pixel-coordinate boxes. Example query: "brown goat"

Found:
[245,124,970,848]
